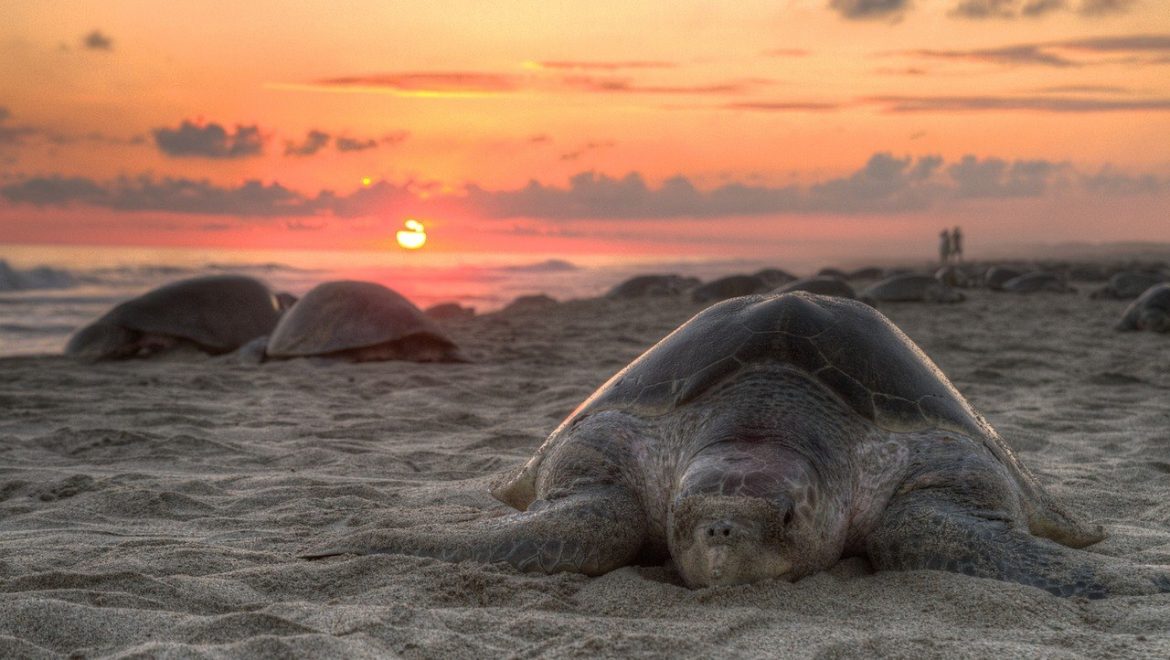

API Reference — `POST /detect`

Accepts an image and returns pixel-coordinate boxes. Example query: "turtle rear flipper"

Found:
[867,487,1169,598]
[301,486,646,576]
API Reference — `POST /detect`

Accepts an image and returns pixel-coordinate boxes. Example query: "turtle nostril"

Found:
[707,528,715,537]
[722,528,730,537]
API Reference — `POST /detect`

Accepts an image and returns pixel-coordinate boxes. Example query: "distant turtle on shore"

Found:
[65,275,286,360]
[1001,272,1076,294]
[691,274,770,303]
[425,302,476,321]
[847,266,885,281]
[607,274,700,299]
[1090,271,1167,300]
[303,292,1168,597]
[935,265,972,289]
[774,276,856,299]
[265,280,467,362]
[1116,284,1170,333]
[985,266,1025,291]
[751,268,797,287]
[861,273,965,304]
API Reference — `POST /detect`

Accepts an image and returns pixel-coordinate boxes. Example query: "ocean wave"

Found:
[0,260,77,292]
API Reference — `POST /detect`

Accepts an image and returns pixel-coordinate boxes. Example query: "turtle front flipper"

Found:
[300,485,646,576]
[866,488,1170,598]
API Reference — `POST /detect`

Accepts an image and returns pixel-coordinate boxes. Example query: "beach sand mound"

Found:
[1,292,1168,657]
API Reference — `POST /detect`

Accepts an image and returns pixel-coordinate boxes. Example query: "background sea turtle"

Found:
[1116,284,1170,332]
[1090,271,1167,300]
[304,292,1168,597]
[861,273,965,303]
[65,274,285,360]
[608,274,700,299]
[691,274,770,303]
[774,276,857,299]
[1002,272,1076,294]
[985,266,1025,291]
[751,268,797,287]
[266,280,466,362]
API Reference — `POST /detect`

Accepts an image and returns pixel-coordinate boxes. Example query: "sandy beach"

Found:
[2,285,1169,658]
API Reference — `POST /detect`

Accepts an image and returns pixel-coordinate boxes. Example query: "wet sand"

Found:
[1,288,1168,658]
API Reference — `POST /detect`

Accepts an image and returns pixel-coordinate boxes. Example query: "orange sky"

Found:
[2,0,1169,261]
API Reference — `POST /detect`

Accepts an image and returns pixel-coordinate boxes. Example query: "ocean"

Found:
[0,244,807,357]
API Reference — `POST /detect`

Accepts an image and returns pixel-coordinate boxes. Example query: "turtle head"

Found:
[65,322,139,361]
[669,494,804,588]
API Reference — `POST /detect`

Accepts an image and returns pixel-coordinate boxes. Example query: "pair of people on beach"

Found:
[939,227,963,265]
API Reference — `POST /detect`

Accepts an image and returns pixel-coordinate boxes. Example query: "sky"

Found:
[1,0,1169,262]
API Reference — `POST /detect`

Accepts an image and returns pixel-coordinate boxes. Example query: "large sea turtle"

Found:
[265,280,466,362]
[1116,284,1170,332]
[860,273,965,304]
[65,274,286,360]
[1090,271,1167,300]
[304,292,1168,597]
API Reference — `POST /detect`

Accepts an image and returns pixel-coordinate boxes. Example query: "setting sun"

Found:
[395,218,427,250]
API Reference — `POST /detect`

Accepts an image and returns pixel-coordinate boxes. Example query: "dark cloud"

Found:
[0,108,143,147]
[535,61,676,71]
[867,94,1170,112]
[902,45,1078,66]
[0,110,37,145]
[0,176,107,205]
[82,30,113,51]
[2,154,1162,220]
[559,140,616,162]
[153,120,264,158]
[947,156,1066,197]
[315,72,520,94]
[284,130,404,156]
[1082,166,1163,194]
[1077,0,1137,15]
[950,0,1137,18]
[1059,34,1170,53]
[1033,84,1132,93]
[335,136,378,152]
[559,75,757,96]
[725,101,847,112]
[894,34,1170,69]
[285,130,330,156]
[828,0,912,21]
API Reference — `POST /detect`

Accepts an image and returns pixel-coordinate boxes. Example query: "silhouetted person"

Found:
[939,229,952,266]
[951,226,964,263]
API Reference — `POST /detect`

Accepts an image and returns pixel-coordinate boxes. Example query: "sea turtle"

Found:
[847,266,885,281]
[751,268,797,287]
[265,280,466,362]
[65,274,285,360]
[1116,284,1170,332]
[861,273,965,304]
[1002,272,1076,294]
[1090,271,1167,300]
[774,276,856,299]
[691,275,770,303]
[985,266,1025,291]
[816,267,850,280]
[935,265,972,289]
[425,302,476,321]
[608,274,700,299]
[303,292,1169,597]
